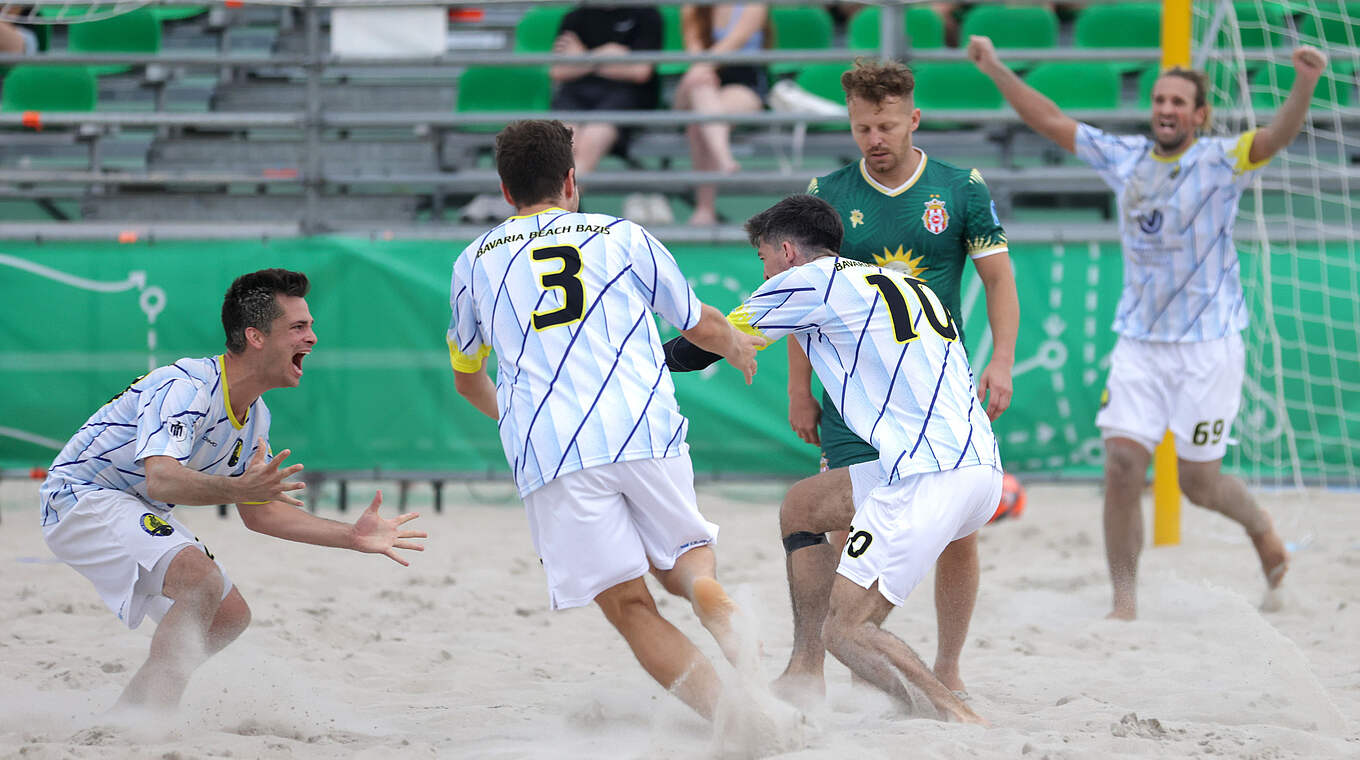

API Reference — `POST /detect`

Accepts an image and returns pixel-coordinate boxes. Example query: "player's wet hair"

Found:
[744,194,843,258]
[841,58,915,105]
[222,268,310,354]
[496,120,575,208]
[1157,67,1212,127]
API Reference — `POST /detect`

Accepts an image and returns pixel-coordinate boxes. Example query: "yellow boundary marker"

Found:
[1153,0,1191,546]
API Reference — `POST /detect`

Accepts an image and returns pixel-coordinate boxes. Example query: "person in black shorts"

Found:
[672,4,770,225]
[549,5,663,174]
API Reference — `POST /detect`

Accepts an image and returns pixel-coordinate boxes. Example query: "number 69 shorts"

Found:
[1095,333,1245,461]
[836,463,1002,607]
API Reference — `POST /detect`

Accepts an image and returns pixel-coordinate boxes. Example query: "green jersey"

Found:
[808,150,1008,469]
[808,150,1008,346]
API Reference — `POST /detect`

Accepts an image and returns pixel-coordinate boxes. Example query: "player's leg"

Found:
[650,544,744,668]
[571,123,619,176]
[118,545,236,708]
[596,575,723,719]
[1095,336,1171,620]
[931,530,978,693]
[822,577,984,723]
[1103,437,1152,620]
[1168,333,1287,593]
[1177,460,1288,588]
[772,467,853,701]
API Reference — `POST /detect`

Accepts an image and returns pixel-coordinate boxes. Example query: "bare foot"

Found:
[1251,513,1289,590]
[933,663,965,694]
[770,669,825,712]
[937,692,988,726]
[688,209,719,226]
[1106,607,1136,621]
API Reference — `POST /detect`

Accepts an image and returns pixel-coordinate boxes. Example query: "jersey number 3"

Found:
[531,245,586,330]
[864,273,958,343]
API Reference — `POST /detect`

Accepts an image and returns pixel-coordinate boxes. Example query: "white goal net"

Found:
[1194,0,1360,488]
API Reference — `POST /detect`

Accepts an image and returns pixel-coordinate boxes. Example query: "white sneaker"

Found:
[768,78,847,116]
[646,193,674,225]
[460,193,513,223]
[623,192,672,225]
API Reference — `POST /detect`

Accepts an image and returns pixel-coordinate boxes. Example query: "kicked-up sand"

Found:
[0,478,1356,758]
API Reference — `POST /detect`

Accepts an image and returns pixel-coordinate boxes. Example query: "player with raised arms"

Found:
[40,268,427,710]
[665,194,998,723]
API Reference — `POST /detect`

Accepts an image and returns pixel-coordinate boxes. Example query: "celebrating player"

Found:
[39,268,427,710]
[447,120,765,721]
[967,36,1326,618]
[777,58,1019,705]
[665,194,998,723]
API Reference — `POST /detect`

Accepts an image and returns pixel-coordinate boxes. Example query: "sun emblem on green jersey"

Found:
[874,245,928,278]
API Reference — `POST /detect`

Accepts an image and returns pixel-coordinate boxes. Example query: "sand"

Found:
[1,478,1357,759]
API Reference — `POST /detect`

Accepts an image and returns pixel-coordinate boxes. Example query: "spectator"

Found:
[672,3,769,226]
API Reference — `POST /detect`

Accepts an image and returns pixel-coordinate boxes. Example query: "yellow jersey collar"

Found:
[218,354,249,429]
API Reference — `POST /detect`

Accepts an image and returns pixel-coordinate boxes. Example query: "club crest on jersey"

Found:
[849,209,864,228]
[922,198,949,234]
[168,420,188,442]
[228,439,244,467]
[140,513,175,537]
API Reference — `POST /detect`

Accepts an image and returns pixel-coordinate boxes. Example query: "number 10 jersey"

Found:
[448,208,703,497]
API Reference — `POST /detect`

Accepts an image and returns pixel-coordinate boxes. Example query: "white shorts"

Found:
[522,454,719,610]
[42,489,233,630]
[837,465,1001,607]
[1096,333,1244,461]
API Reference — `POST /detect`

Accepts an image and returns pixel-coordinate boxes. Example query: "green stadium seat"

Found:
[67,7,162,76]
[1224,1,1287,50]
[770,6,834,77]
[1251,61,1355,109]
[151,5,208,22]
[513,5,570,53]
[1073,2,1161,73]
[1024,62,1121,110]
[455,66,552,132]
[959,5,1057,71]
[658,5,688,78]
[792,62,848,130]
[1,65,97,112]
[847,6,946,51]
[1299,2,1360,49]
[912,61,1002,129]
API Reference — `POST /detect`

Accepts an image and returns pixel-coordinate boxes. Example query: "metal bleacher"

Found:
[0,0,1356,242]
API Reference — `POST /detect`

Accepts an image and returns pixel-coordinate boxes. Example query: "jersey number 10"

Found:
[864,273,958,343]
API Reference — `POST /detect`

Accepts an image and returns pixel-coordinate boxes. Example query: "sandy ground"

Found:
[1,477,1357,759]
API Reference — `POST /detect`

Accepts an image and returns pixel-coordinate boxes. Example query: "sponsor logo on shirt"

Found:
[228,439,244,467]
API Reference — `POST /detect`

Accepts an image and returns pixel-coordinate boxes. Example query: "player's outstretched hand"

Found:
[237,437,306,506]
[725,330,764,385]
[966,35,1000,73]
[1293,45,1328,78]
[350,490,427,567]
[977,361,1013,421]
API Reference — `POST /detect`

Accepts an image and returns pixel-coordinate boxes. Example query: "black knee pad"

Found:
[782,531,829,554]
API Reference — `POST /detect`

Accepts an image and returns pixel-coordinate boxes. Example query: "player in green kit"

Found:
[773,59,1020,707]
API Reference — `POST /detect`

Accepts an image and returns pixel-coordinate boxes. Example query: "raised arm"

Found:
[967,35,1078,154]
[1249,46,1328,164]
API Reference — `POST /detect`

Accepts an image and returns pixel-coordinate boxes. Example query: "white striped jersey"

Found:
[448,208,702,496]
[1075,123,1268,342]
[40,355,271,527]
[731,256,999,483]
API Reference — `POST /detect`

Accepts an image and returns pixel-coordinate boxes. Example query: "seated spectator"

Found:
[550,4,663,175]
[672,3,769,226]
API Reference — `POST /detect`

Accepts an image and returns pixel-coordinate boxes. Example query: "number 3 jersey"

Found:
[448,208,703,496]
[40,355,272,526]
[731,256,999,484]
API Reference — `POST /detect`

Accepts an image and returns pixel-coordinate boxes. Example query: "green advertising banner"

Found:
[2,238,1355,484]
